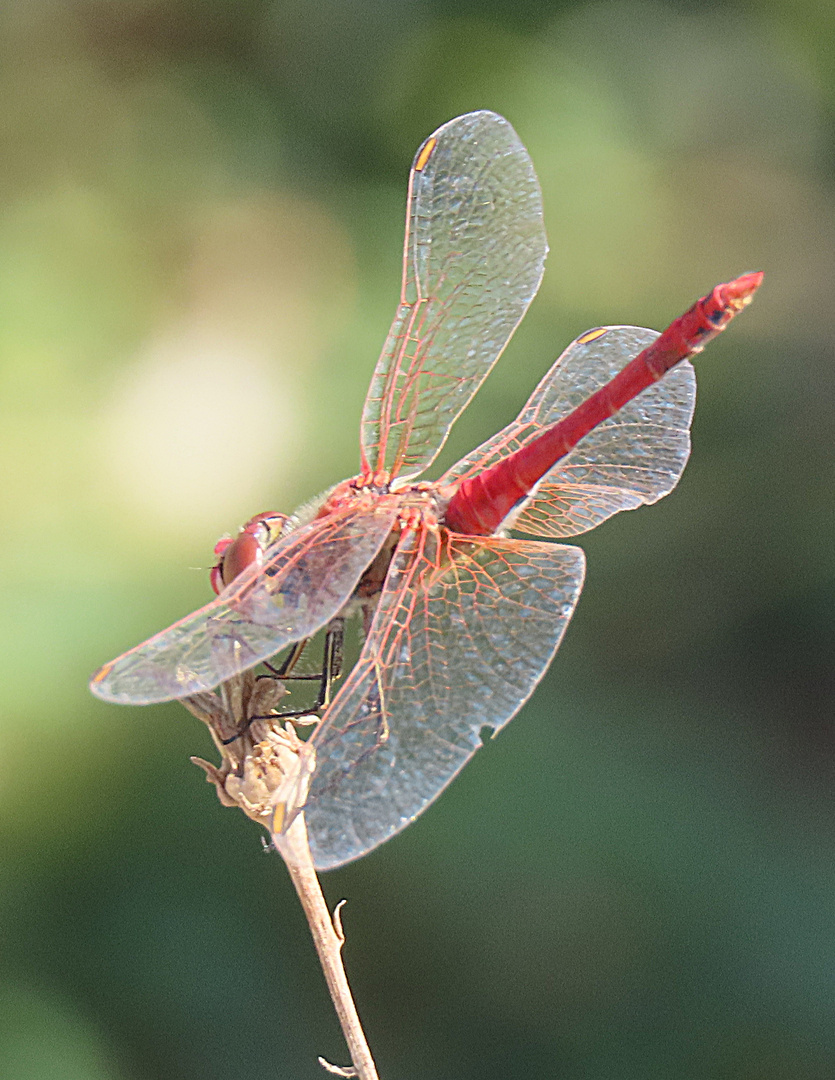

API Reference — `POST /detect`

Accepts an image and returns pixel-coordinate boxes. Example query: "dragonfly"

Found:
[91,110,761,870]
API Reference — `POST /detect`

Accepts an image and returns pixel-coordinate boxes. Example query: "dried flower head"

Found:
[185,671,316,847]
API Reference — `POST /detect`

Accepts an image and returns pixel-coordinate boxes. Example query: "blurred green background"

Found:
[1,1,833,1077]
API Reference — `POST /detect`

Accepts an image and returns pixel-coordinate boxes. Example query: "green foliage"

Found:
[1,2,833,1077]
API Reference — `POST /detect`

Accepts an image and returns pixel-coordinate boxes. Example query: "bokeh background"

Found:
[1,1,833,1078]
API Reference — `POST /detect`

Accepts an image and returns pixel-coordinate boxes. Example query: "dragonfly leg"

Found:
[321,617,345,708]
[262,638,309,679]
[249,618,346,723]
[220,638,314,745]
[221,620,347,743]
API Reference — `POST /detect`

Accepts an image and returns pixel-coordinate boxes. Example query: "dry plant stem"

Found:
[277,811,380,1080]
[185,680,379,1078]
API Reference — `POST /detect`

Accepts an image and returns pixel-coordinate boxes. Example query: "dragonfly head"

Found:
[210,512,290,594]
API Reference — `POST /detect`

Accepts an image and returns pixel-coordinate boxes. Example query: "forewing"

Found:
[361,111,547,481]
[303,529,586,869]
[441,326,696,537]
[90,500,400,705]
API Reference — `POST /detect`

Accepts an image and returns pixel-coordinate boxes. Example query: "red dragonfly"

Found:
[91,111,761,869]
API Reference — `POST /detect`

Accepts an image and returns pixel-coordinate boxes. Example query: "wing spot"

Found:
[414,137,437,172]
[576,327,609,345]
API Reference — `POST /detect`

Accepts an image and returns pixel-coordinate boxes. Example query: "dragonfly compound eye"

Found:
[210,513,291,594]
[212,530,261,592]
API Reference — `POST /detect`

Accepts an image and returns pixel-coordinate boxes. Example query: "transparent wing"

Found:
[360,110,547,482]
[90,499,400,705]
[441,327,696,537]
[303,528,586,870]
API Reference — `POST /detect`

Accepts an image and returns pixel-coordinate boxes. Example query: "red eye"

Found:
[209,513,289,595]
[216,531,261,592]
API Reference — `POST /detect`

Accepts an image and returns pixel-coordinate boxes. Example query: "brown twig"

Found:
[184,675,380,1079]
[275,813,380,1080]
